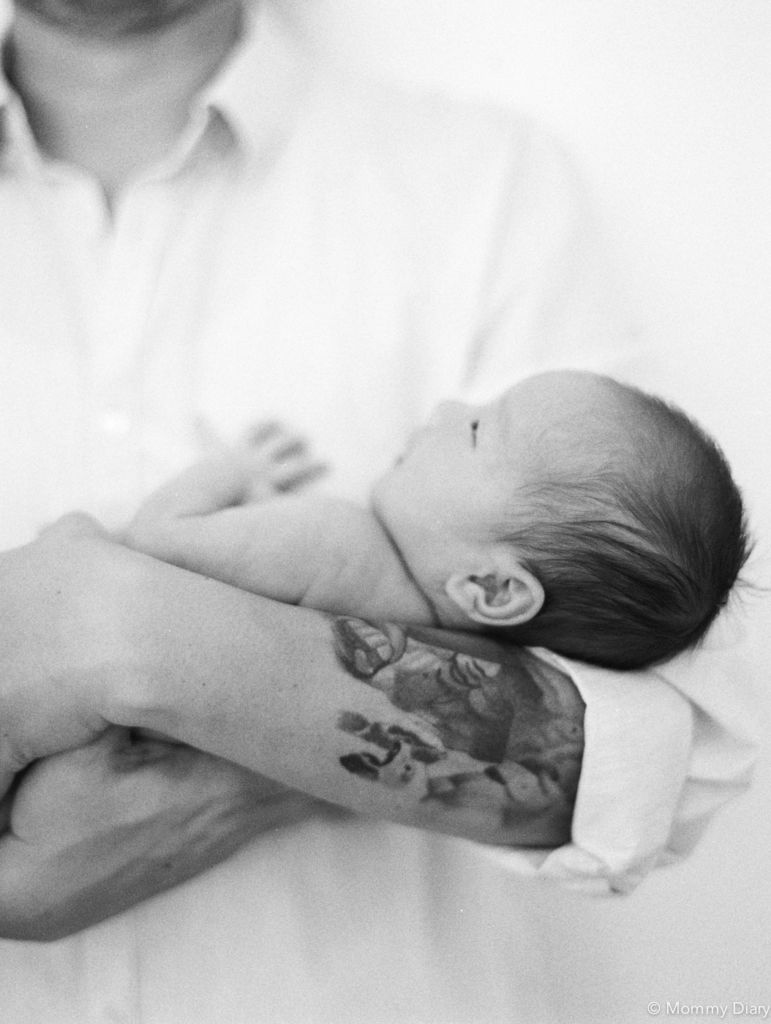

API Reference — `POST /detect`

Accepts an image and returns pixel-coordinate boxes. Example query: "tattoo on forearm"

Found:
[331,617,584,833]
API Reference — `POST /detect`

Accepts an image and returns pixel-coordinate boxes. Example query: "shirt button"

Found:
[99,409,133,436]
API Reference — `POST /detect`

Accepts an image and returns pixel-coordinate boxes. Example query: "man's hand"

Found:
[0,513,138,795]
[0,515,321,940]
[0,728,318,941]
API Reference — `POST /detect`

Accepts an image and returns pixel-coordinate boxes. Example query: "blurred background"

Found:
[279,2,771,1020]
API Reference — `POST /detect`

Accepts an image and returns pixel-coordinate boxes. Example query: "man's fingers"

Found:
[0,770,17,811]
[37,511,108,543]
[0,792,13,835]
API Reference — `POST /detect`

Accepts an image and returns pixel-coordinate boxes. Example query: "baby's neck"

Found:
[372,513,482,632]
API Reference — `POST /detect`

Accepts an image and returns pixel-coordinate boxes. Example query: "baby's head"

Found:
[372,370,750,670]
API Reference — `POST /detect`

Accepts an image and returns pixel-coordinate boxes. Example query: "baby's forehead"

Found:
[496,372,634,467]
[503,369,613,409]
[499,372,618,431]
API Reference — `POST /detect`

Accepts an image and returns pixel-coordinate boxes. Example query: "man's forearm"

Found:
[109,550,585,848]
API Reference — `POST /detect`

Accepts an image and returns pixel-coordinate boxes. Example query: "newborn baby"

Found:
[127,370,749,670]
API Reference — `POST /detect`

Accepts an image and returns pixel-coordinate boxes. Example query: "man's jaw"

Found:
[12,0,223,40]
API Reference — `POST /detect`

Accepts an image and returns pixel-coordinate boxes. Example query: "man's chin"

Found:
[14,0,216,38]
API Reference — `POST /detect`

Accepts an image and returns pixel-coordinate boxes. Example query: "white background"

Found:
[284,2,771,1020]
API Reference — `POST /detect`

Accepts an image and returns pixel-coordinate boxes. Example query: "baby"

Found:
[127,370,750,670]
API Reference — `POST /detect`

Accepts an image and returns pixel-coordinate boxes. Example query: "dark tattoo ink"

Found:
[331,617,584,837]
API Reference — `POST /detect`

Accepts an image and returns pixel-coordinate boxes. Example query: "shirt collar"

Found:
[0,2,23,160]
[197,0,312,160]
[0,0,312,165]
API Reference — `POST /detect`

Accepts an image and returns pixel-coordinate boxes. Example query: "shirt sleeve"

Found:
[479,641,758,894]
[479,651,692,893]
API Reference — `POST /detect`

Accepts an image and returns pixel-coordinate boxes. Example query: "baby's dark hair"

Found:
[498,376,751,670]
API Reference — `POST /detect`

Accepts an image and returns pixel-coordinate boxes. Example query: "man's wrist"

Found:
[90,540,180,731]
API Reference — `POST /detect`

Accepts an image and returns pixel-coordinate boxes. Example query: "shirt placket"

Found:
[34,172,148,1023]
[86,185,167,527]
[48,178,185,530]
[19,123,221,1024]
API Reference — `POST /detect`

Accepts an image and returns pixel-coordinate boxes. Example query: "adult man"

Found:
[0,1,756,1022]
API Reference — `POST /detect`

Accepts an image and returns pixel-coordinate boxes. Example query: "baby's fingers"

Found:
[244,421,309,463]
[260,454,328,495]
[242,421,327,490]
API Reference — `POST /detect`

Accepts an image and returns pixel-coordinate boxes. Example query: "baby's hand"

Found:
[127,422,327,546]
[239,421,327,500]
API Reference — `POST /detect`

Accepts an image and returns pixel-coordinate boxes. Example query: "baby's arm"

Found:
[136,422,327,516]
[126,456,433,623]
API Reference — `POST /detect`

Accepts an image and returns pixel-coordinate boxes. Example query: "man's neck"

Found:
[7,0,243,200]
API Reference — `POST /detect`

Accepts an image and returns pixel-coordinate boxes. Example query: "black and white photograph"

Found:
[0,2,769,1022]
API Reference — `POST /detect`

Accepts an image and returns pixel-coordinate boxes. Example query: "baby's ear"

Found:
[444,566,544,628]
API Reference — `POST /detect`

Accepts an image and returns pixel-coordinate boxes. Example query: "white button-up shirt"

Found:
[0,1,639,543]
[0,3,756,1022]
